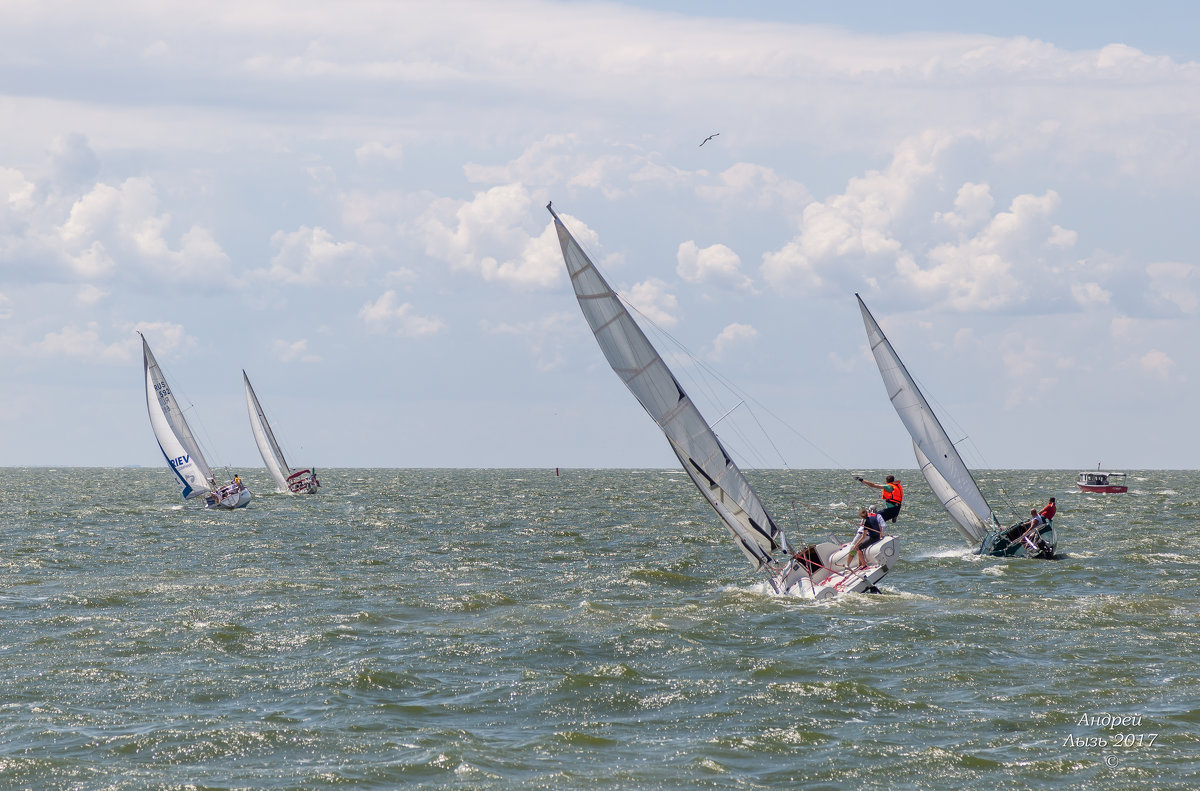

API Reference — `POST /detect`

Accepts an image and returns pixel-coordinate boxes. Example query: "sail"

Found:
[550,204,783,569]
[856,295,995,533]
[142,334,213,499]
[912,441,989,543]
[244,371,292,492]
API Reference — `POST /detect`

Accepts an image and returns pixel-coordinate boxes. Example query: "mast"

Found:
[550,203,786,569]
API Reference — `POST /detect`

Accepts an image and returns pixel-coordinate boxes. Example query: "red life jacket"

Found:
[882,481,903,505]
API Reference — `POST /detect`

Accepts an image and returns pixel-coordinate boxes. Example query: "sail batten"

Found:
[857,295,994,537]
[553,205,783,569]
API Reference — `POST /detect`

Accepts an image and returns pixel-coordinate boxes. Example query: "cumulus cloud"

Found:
[485,311,579,372]
[696,163,811,209]
[259,226,372,286]
[355,141,404,167]
[418,183,567,289]
[711,322,758,361]
[623,278,680,327]
[1145,262,1199,315]
[55,177,232,283]
[359,290,445,337]
[676,241,754,292]
[762,131,1081,312]
[273,338,321,363]
[1135,349,1174,380]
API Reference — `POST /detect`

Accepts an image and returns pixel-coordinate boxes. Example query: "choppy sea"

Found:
[2,467,1198,790]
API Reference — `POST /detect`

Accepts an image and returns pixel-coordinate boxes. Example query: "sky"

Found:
[2,0,1198,472]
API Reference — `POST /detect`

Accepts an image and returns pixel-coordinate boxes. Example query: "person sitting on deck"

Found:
[856,475,903,523]
[849,507,885,568]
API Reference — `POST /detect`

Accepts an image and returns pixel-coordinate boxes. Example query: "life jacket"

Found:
[882,481,903,505]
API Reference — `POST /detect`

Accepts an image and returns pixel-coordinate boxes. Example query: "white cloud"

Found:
[76,284,109,305]
[55,177,232,283]
[696,163,811,209]
[623,278,680,327]
[417,183,564,289]
[1145,261,1199,314]
[934,182,994,233]
[273,338,321,363]
[1136,348,1175,380]
[1070,281,1111,307]
[711,322,758,361]
[486,311,579,372]
[355,141,404,167]
[0,292,11,319]
[676,241,754,292]
[260,226,372,286]
[359,290,445,337]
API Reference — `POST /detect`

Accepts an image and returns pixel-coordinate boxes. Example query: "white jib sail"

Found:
[551,204,784,569]
[244,371,292,492]
[856,295,994,535]
[142,334,214,499]
[912,442,989,543]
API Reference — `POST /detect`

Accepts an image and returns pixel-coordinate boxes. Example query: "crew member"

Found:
[1038,497,1056,522]
[856,474,903,523]
[849,507,885,568]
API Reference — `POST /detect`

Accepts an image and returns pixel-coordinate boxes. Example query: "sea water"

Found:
[1,467,1197,789]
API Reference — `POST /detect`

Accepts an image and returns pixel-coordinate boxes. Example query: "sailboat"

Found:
[141,333,252,509]
[243,371,319,494]
[856,295,1055,558]
[550,202,897,599]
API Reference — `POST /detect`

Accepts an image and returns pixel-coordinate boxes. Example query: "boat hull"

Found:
[979,521,1055,559]
[286,469,320,494]
[207,489,252,509]
[775,536,898,600]
[1077,484,1127,494]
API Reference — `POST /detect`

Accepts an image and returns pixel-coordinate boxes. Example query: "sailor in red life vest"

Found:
[1039,497,1056,522]
[855,474,903,523]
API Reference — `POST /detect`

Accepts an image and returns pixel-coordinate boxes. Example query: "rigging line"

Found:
[624,297,850,471]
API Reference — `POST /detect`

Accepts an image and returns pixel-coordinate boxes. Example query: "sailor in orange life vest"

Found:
[855,474,903,523]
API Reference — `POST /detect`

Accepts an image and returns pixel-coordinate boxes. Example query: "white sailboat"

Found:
[141,333,251,509]
[243,371,319,494]
[550,203,897,599]
[856,295,1055,558]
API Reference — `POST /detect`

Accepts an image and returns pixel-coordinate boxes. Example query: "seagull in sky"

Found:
[699,132,719,147]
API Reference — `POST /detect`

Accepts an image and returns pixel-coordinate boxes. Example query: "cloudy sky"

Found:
[2,0,1198,472]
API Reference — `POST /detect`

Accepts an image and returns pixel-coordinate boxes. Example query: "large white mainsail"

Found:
[141,333,214,500]
[550,204,785,570]
[243,371,292,492]
[856,295,993,543]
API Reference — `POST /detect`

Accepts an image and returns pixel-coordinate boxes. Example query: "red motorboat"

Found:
[1076,470,1127,493]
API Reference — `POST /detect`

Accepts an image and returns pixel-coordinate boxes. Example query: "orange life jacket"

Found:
[882,481,903,505]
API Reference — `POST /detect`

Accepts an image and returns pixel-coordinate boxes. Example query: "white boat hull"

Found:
[774,536,898,600]
[207,488,252,509]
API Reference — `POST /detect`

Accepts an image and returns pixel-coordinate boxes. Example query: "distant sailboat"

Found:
[550,202,897,598]
[243,371,319,494]
[141,333,251,509]
[856,295,1055,558]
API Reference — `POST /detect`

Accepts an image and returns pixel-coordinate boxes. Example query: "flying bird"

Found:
[699,133,719,147]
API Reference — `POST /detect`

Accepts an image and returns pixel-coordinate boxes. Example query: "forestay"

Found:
[856,295,994,540]
[244,371,292,492]
[550,204,784,569]
[142,334,214,500]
